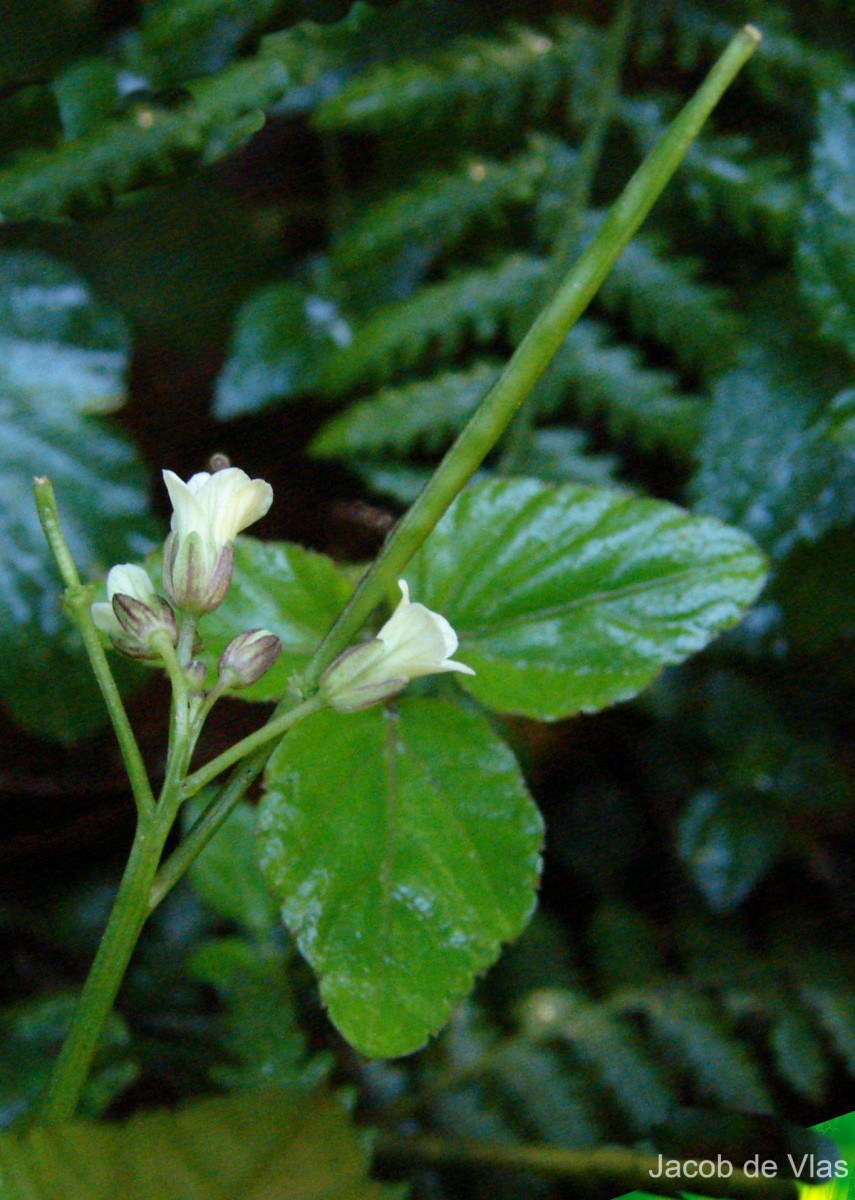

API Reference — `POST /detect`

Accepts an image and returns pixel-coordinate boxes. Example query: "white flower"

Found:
[321,580,474,712]
[162,467,273,614]
[376,580,474,680]
[91,564,177,659]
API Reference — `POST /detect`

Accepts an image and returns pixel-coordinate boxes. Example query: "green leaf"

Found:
[404,478,767,721]
[214,283,353,419]
[0,994,136,1130]
[52,59,120,141]
[322,256,545,396]
[0,1089,394,1199]
[184,796,278,940]
[311,361,500,459]
[0,251,157,741]
[258,698,543,1057]
[189,937,330,1091]
[691,356,855,560]
[798,85,855,358]
[195,537,354,701]
[827,387,855,444]
[0,52,291,222]
[516,427,620,487]
[677,790,785,914]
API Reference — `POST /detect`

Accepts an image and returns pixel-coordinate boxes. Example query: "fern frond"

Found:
[315,19,603,135]
[616,987,772,1111]
[524,991,674,1135]
[622,100,803,249]
[312,360,499,457]
[321,256,545,396]
[722,982,829,1104]
[798,986,855,1076]
[349,460,432,505]
[515,428,621,488]
[0,53,291,221]
[331,139,560,277]
[592,224,743,377]
[486,1040,601,1147]
[135,0,292,81]
[536,318,705,456]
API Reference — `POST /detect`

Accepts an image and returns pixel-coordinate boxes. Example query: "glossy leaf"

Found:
[677,790,785,914]
[691,356,855,560]
[197,537,354,701]
[0,1089,393,1199]
[798,85,855,358]
[403,478,767,721]
[258,698,543,1057]
[0,251,157,740]
[214,283,352,419]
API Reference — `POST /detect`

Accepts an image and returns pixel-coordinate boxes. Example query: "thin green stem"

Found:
[176,616,198,668]
[149,745,269,912]
[38,814,167,1123]
[301,25,761,690]
[377,1135,797,1200]
[178,694,326,803]
[33,477,156,820]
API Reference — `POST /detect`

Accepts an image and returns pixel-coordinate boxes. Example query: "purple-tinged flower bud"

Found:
[91,564,178,661]
[218,629,281,689]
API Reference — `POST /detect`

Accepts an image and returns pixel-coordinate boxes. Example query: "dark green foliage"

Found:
[321,256,545,396]
[384,899,855,1156]
[0,52,291,221]
[798,84,855,358]
[2,0,855,1187]
[315,20,604,135]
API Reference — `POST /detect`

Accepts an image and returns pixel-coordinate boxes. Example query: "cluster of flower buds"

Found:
[93,463,473,707]
[321,580,474,712]
[91,464,281,692]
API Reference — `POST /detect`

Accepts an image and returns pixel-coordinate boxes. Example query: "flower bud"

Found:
[218,629,282,689]
[321,580,474,713]
[91,564,178,660]
[162,467,272,615]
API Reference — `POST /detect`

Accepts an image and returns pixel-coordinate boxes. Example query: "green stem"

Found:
[178,694,325,804]
[301,25,761,690]
[149,745,269,912]
[33,477,156,820]
[377,1135,797,1200]
[38,815,168,1123]
[176,616,198,668]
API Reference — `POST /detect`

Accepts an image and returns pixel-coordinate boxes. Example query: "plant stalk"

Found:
[377,1135,798,1200]
[144,23,762,914]
[38,815,167,1123]
[302,25,761,690]
[32,477,156,820]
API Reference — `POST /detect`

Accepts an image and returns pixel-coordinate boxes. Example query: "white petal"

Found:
[106,563,155,604]
[163,469,203,540]
[91,600,122,637]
